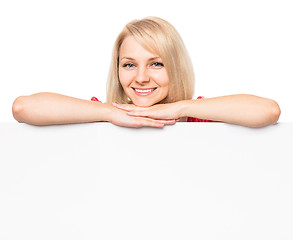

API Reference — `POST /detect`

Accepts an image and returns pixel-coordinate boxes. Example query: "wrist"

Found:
[103,103,115,122]
[178,100,193,117]
[97,103,115,122]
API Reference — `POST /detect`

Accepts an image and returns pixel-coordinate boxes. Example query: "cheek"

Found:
[118,69,131,87]
[155,70,169,87]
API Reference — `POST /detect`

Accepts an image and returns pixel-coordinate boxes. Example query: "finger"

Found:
[128,118,163,128]
[140,118,176,127]
[116,117,176,128]
[141,120,165,128]
[127,110,149,117]
[127,111,176,121]
[166,119,177,125]
[156,119,176,125]
[112,103,132,111]
[113,118,164,128]
[113,103,145,112]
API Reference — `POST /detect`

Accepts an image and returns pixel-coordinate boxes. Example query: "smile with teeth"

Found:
[133,88,156,93]
[132,87,157,96]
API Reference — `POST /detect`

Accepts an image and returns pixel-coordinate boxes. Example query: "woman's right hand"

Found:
[107,105,176,128]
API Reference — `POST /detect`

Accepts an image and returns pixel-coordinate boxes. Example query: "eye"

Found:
[152,62,164,68]
[122,63,135,68]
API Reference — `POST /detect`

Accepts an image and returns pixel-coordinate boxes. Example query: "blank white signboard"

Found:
[0,122,292,240]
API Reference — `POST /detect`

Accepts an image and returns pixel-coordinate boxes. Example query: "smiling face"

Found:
[118,36,169,107]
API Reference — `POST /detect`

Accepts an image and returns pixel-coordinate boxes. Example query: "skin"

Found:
[12,36,281,127]
[118,36,169,108]
[113,36,281,127]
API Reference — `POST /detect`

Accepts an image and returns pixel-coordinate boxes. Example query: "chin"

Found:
[130,97,158,107]
[133,101,155,107]
[131,96,168,107]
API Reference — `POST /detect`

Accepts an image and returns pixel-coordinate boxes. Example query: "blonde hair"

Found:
[106,16,195,104]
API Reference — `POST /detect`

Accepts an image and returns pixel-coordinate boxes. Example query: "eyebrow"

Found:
[120,57,161,61]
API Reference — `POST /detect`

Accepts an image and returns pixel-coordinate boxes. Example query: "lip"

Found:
[131,87,157,96]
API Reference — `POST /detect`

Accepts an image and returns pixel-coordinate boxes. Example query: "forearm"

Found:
[181,94,281,127]
[12,92,112,125]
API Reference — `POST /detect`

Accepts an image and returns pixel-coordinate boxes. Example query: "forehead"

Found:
[119,36,159,59]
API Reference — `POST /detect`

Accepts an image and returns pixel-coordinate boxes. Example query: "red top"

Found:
[91,96,213,122]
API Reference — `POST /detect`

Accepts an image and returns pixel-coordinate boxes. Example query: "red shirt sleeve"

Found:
[187,96,213,122]
[91,96,101,102]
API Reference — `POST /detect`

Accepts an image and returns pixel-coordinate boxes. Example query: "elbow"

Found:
[252,100,281,128]
[268,100,281,125]
[12,96,27,123]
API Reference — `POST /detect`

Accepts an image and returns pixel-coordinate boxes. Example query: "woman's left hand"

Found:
[112,101,185,121]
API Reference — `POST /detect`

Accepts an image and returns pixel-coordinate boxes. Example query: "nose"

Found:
[135,67,150,84]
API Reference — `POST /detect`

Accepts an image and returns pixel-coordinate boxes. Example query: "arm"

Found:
[12,92,176,127]
[181,94,281,127]
[12,92,111,125]
[114,94,281,128]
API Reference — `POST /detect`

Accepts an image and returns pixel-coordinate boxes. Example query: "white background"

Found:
[1,0,292,122]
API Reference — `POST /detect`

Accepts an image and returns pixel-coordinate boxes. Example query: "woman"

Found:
[12,17,281,128]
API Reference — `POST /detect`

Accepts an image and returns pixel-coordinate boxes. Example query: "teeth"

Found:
[134,88,155,93]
